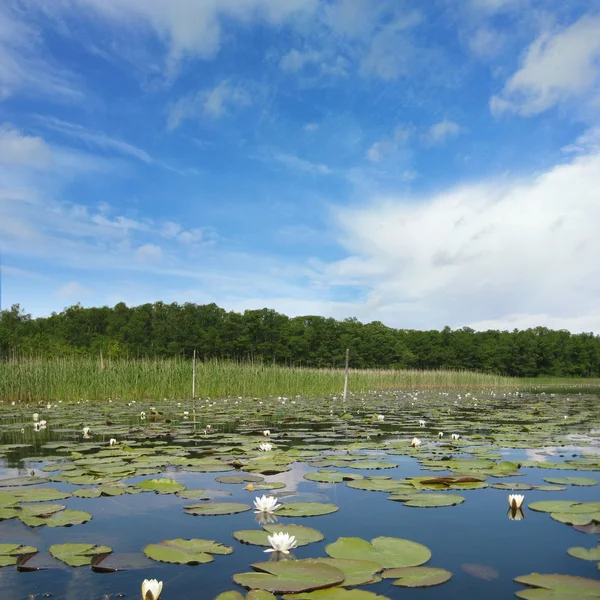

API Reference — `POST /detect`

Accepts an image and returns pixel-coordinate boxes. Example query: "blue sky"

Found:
[1,0,600,332]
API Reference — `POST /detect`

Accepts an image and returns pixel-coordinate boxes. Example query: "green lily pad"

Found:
[234,524,324,547]
[397,494,465,508]
[347,461,397,470]
[567,547,600,561]
[136,478,186,494]
[46,509,93,527]
[305,472,363,484]
[346,480,414,493]
[72,488,102,498]
[282,589,391,600]
[381,566,452,587]
[184,502,252,516]
[514,573,600,597]
[11,488,71,502]
[277,503,339,518]
[312,558,383,586]
[143,538,233,564]
[233,559,345,594]
[550,513,600,526]
[216,475,265,484]
[325,537,431,569]
[0,544,37,567]
[90,552,156,573]
[177,489,232,500]
[49,543,112,567]
[18,503,66,526]
[543,477,597,487]
[0,477,47,487]
[490,483,533,491]
[528,501,599,514]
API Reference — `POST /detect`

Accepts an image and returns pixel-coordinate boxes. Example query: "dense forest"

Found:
[1,302,599,377]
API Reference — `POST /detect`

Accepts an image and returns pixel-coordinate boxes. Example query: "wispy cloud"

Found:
[167,80,253,130]
[274,153,333,175]
[490,14,600,116]
[423,120,462,146]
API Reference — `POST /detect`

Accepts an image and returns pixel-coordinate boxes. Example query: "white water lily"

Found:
[47,403,52,409]
[411,437,422,448]
[82,427,91,436]
[33,422,41,432]
[264,532,297,554]
[253,495,282,514]
[451,434,460,441]
[259,443,273,451]
[39,420,47,426]
[438,432,444,438]
[140,411,146,419]
[419,419,426,427]
[508,494,525,509]
[141,578,163,600]
[33,413,39,421]
[109,438,117,446]
[263,430,271,437]
[376,414,385,421]
[183,411,189,416]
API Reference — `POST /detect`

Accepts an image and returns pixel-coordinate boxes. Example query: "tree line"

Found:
[1,302,599,377]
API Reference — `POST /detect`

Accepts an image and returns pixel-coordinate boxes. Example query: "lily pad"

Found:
[313,558,383,586]
[143,538,233,564]
[11,488,71,502]
[347,480,414,493]
[282,589,391,600]
[136,478,186,494]
[567,547,600,561]
[543,477,597,487]
[325,537,431,569]
[233,559,345,594]
[0,544,37,567]
[381,566,452,587]
[184,502,252,516]
[234,524,324,547]
[514,573,600,598]
[49,543,112,567]
[395,494,465,508]
[277,503,339,518]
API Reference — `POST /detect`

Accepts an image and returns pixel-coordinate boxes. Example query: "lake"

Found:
[0,389,599,599]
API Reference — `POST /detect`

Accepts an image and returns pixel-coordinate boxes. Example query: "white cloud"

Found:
[0,6,81,101]
[359,12,423,80]
[304,122,319,133]
[280,49,322,72]
[366,126,413,162]
[274,153,332,175]
[134,244,164,262]
[167,81,253,130]
[562,126,600,154]
[57,281,93,298]
[424,120,462,145]
[468,27,506,59]
[0,126,52,168]
[38,0,318,76]
[491,15,600,116]
[322,149,600,332]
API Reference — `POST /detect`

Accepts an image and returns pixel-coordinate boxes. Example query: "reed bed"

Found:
[0,356,516,402]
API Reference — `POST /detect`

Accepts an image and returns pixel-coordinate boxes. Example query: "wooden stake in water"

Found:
[342,348,349,402]
[192,350,196,398]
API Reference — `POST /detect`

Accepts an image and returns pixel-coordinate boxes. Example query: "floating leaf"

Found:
[49,543,112,567]
[233,559,345,594]
[381,566,452,587]
[136,478,186,494]
[346,480,413,493]
[217,475,265,484]
[514,573,600,598]
[543,477,597,487]
[325,537,431,569]
[567,547,600,561]
[282,589,391,600]
[143,538,233,564]
[11,488,71,502]
[234,524,324,547]
[184,502,252,516]
[395,494,465,508]
[312,558,382,586]
[277,503,339,518]
[0,544,37,567]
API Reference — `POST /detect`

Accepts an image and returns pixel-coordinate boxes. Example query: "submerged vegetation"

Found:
[0,356,515,402]
[2,302,600,376]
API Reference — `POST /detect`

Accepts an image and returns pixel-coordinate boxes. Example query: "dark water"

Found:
[0,392,599,600]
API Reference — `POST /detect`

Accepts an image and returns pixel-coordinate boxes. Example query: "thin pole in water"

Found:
[192,350,196,398]
[342,348,350,402]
